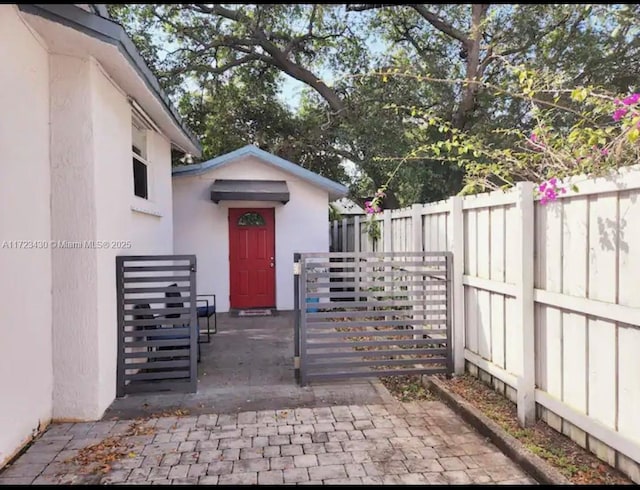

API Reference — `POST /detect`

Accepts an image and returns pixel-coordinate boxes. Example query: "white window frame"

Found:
[132,111,152,201]
[129,103,165,217]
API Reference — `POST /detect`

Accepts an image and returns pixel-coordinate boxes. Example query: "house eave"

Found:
[173,145,348,199]
[18,3,201,157]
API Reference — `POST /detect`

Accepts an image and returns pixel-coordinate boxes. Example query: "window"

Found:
[238,212,265,226]
[132,117,149,199]
[133,158,148,199]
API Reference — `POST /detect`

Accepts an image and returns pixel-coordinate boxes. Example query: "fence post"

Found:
[515,182,536,427]
[412,203,423,252]
[383,209,392,253]
[448,196,465,375]
[115,256,125,398]
[411,204,424,330]
[188,256,198,394]
[332,220,339,251]
[293,253,301,383]
[342,217,349,252]
[353,215,361,301]
[353,215,360,253]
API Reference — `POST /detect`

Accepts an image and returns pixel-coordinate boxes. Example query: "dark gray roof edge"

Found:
[173,145,349,198]
[19,4,201,155]
[91,4,110,18]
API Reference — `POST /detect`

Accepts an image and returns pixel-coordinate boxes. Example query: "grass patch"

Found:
[380,374,435,402]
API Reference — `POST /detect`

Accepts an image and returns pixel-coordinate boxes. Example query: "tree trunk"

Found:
[453,4,490,129]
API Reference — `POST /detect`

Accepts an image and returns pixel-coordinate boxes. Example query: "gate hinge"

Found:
[293,262,301,275]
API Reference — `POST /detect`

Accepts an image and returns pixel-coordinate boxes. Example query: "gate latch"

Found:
[293,262,301,275]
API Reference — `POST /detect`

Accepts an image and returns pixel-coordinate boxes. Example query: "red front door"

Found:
[229,208,276,309]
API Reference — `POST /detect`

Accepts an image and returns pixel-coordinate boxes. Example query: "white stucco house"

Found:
[172,145,348,312]
[0,4,201,467]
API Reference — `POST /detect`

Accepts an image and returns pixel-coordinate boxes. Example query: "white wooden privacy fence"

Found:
[330,166,640,481]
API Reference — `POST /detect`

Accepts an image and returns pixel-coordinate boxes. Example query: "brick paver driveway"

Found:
[0,400,535,485]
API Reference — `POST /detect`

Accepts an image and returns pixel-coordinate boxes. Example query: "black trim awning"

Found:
[210,179,290,204]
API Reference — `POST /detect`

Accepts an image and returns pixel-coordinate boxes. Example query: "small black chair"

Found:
[196,294,217,343]
[166,283,216,344]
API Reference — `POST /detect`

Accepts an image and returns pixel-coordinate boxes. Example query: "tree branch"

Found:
[192,3,244,22]
[347,3,469,45]
[410,5,469,45]
[209,54,264,74]
[345,4,399,12]
[164,4,348,114]
[334,148,363,164]
[253,30,346,113]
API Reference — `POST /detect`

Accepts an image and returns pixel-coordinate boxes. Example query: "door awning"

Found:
[210,179,290,204]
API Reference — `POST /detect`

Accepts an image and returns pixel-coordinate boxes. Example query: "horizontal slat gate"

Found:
[295,251,453,385]
[116,255,197,396]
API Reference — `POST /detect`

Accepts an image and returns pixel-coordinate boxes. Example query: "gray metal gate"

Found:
[116,255,198,396]
[294,251,453,385]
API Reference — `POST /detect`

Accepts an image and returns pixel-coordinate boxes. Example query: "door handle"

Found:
[270,257,275,268]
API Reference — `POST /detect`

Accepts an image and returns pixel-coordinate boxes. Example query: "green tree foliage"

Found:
[109,4,640,207]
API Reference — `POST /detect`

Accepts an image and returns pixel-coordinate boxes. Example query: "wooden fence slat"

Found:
[561,196,588,417]
[587,194,618,430]
[536,197,563,398]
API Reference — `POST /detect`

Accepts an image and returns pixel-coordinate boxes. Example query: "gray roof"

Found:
[173,145,349,199]
[18,4,201,155]
[91,4,110,18]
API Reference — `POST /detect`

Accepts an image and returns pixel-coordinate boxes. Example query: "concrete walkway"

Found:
[106,312,388,419]
[0,401,536,485]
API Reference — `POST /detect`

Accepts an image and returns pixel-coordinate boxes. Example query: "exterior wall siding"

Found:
[0,5,53,467]
[50,53,101,420]
[51,57,177,419]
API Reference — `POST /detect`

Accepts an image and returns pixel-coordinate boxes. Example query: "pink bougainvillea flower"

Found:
[622,93,640,106]
[538,177,566,205]
[364,199,382,214]
[601,148,609,156]
[613,107,628,121]
[530,133,538,143]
